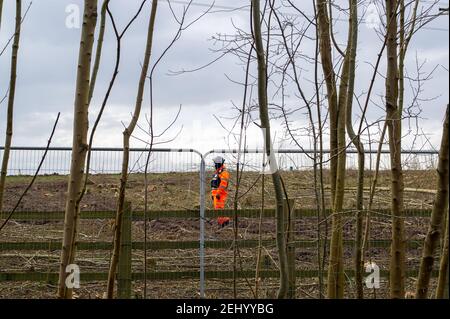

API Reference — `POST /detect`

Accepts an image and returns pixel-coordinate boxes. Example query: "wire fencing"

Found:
[1,147,202,176]
[0,147,204,299]
[0,146,440,299]
[0,147,440,176]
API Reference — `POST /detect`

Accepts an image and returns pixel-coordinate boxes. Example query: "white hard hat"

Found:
[213,156,225,164]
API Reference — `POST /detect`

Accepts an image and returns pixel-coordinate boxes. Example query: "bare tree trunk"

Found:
[255,152,266,298]
[88,0,108,105]
[313,2,328,298]
[270,0,322,297]
[385,0,405,299]
[77,0,109,209]
[316,0,341,299]
[106,0,158,298]
[232,46,252,299]
[362,123,387,265]
[316,0,338,202]
[416,105,449,298]
[251,0,289,299]
[328,52,348,299]
[0,0,21,216]
[344,0,363,299]
[398,0,405,122]
[436,210,449,299]
[57,0,97,299]
[398,0,419,118]
[321,0,356,299]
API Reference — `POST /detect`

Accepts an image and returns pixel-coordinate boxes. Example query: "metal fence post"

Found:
[118,201,132,299]
[199,157,206,298]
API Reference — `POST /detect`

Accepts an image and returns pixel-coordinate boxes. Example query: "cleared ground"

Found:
[0,170,441,299]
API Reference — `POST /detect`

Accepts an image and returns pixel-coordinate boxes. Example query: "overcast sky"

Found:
[0,0,448,155]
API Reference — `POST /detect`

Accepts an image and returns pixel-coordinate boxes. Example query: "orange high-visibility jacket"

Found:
[212,167,230,212]
[211,167,230,195]
[218,169,229,194]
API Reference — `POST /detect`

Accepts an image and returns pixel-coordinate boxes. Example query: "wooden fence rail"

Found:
[0,239,429,251]
[0,270,439,283]
[5,208,433,220]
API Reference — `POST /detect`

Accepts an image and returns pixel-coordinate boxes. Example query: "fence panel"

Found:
[0,147,204,299]
[202,148,439,298]
[0,146,440,299]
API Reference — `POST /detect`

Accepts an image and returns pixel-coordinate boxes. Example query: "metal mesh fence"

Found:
[203,149,439,172]
[0,146,440,299]
[0,147,203,299]
[201,149,440,298]
[0,147,440,176]
[1,147,202,176]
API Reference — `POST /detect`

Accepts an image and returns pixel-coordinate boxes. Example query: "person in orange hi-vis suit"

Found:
[211,156,230,228]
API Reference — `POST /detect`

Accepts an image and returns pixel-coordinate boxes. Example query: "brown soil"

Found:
[0,170,440,299]
[0,169,436,212]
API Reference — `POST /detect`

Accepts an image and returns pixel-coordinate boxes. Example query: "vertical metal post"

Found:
[199,157,206,298]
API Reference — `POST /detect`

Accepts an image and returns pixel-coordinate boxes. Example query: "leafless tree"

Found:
[252,0,289,299]
[106,0,158,298]
[58,0,98,299]
[385,0,405,298]
[361,1,444,299]
[88,0,108,105]
[436,209,449,299]
[316,0,357,299]
[140,0,211,299]
[78,0,148,222]
[0,0,22,216]
[416,105,449,298]
[340,0,363,298]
